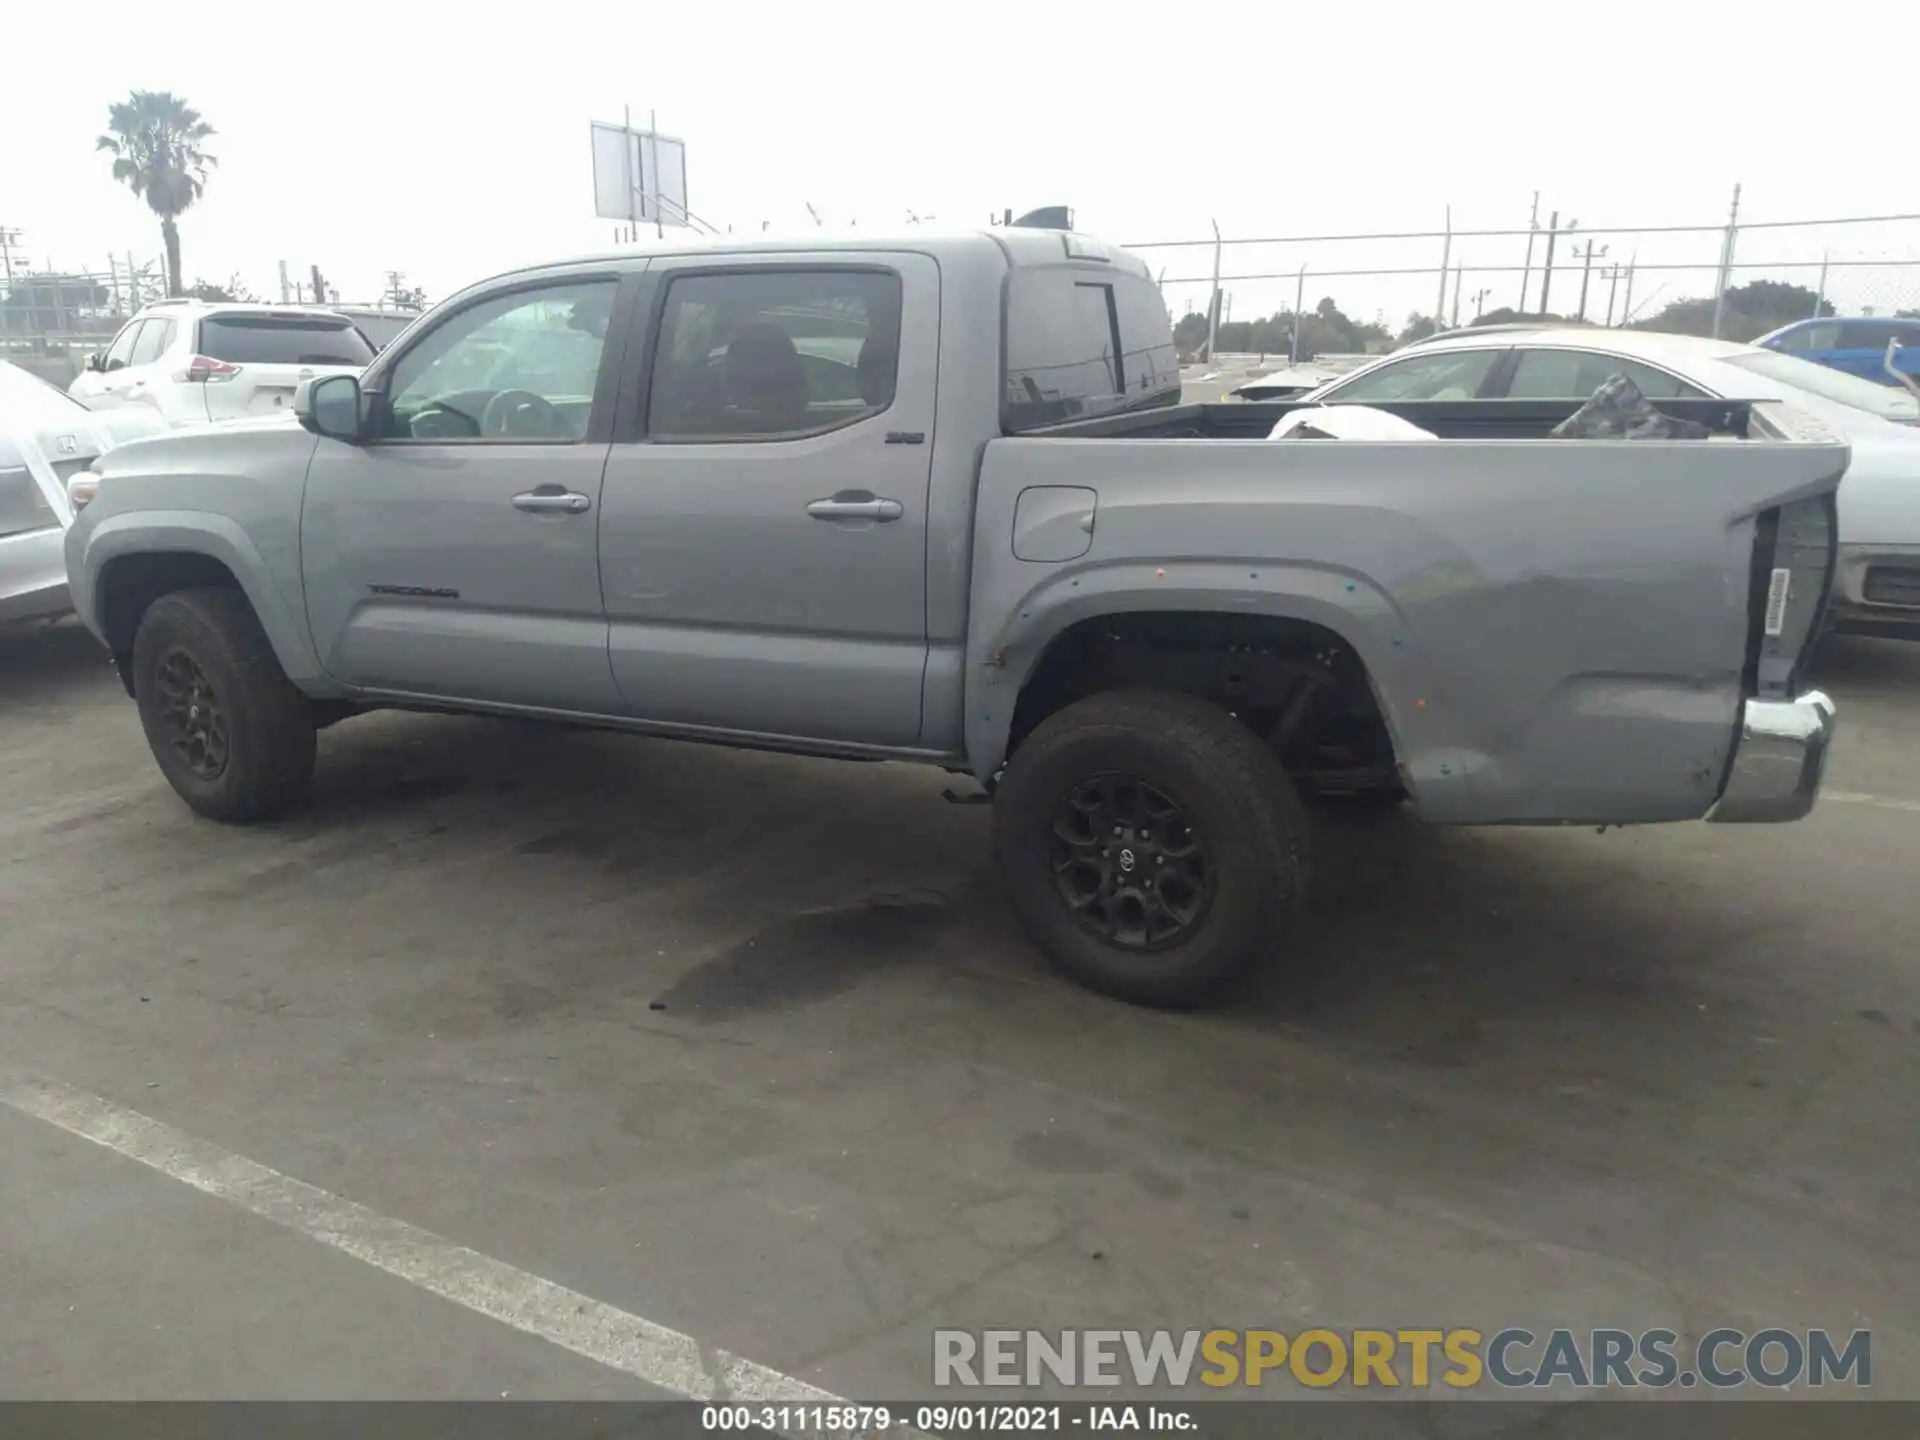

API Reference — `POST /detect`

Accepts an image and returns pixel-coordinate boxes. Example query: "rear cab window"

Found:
[196,314,376,367]
[1003,262,1179,431]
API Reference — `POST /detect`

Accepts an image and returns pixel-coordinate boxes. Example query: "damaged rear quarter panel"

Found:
[965,432,1847,824]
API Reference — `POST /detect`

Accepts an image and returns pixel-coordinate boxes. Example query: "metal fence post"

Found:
[1290,264,1306,364]
[1710,183,1742,339]
[1206,219,1221,363]
[1518,191,1539,312]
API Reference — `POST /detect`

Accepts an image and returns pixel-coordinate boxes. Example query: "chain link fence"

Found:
[1,253,168,386]
[1129,199,1920,354]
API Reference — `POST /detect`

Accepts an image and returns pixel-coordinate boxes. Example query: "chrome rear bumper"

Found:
[1706,691,1837,824]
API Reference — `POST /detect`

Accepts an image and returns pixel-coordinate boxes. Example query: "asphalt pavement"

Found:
[0,618,1914,1402]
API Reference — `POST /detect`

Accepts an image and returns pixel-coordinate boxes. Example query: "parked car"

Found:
[1301,328,1920,639]
[323,304,424,354]
[1755,316,1920,387]
[63,230,1842,1007]
[2,360,165,624]
[68,300,377,428]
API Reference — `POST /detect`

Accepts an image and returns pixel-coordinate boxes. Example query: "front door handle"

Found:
[512,490,592,514]
[806,494,903,522]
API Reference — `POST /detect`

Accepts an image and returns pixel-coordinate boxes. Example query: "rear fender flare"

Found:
[964,560,1419,782]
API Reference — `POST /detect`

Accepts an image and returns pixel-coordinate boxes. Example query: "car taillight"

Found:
[175,356,241,383]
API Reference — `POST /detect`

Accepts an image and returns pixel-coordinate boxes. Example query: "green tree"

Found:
[97,91,217,299]
[1628,280,1830,343]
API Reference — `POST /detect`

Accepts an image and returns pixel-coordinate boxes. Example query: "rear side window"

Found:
[647,268,902,441]
[197,315,375,366]
[1838,321,1902,350]
[1506,349,1705,400]
[1004,267,1178,431]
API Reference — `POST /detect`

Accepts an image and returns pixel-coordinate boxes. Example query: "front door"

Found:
[300,274,628,714]
[596,253,937,746]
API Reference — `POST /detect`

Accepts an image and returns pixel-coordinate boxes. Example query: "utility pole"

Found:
[1434,206,1452,335]
[1574,238,1609,322]
[278,260,291,304]
[1620,256,1637,325]
[1537,212,1577,317]
[1206,218,1222,364]
[1450,263,1463,328]
[1710,183,1742,340]
[0,224,20,284]
[1813,252,1830,319]
[1290,263,1306,365]
[1517,191,1539,312]
[1603,264,1623,326]
[1472,286,1492,320]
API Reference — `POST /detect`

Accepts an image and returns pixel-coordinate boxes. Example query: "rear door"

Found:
[596,253,937,746]
[194,311,377,421]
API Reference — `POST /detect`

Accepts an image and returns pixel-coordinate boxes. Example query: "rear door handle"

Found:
[512,490,592,514]
[806,495,903,522]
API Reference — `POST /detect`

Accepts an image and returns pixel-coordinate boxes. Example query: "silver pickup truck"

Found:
[63,226,1843,1007]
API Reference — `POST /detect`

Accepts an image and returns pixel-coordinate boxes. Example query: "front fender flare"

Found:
[78,511,334,691]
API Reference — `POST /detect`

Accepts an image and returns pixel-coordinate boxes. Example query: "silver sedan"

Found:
[2,360,166,624]
[1292,328,1920,639]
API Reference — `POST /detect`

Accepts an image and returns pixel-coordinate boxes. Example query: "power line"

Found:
[1124,212,1920,251]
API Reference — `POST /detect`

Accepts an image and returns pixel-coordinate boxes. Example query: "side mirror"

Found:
[86,352,107,373]
[296,373,366,442]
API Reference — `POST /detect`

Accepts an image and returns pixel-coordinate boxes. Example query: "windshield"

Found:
[1720,349,1919,422]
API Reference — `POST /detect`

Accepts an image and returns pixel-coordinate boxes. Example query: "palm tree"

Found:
[97,91,217,299]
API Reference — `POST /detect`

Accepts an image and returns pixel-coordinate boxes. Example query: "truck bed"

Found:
[1038,397,1758,441]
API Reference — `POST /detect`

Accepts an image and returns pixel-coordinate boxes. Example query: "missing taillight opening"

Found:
[177,356,242,383]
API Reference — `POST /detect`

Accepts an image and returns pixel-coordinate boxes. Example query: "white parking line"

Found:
[0,1073,845,1405]
[1825,790,1920,815]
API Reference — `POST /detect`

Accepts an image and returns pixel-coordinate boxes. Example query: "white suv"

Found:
[68,300,376,427]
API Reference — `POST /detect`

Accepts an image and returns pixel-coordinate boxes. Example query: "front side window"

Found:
[1506,349,1706,400]
[103,321,143,371]
[647,268,901,441]
[1321,349,1502,403]
[128,318,174,367]
[381,280,617,441]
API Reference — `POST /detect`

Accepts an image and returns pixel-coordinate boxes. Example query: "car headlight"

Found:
[67,469,102,510]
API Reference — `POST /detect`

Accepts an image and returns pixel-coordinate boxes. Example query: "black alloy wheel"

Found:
[1050,774,1214,949]
[152,646,231,781]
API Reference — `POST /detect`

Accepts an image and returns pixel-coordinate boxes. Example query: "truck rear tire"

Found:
[130,586,317,823]
[993,688,1310,1008]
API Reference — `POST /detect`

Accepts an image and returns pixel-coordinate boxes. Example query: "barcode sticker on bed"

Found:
[1764,567,1793,637]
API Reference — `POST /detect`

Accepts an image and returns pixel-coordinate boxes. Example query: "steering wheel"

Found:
[480,389,565,439]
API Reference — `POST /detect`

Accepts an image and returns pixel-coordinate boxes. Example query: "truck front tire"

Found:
[130,587,317,822]
[993,688,1311,1008]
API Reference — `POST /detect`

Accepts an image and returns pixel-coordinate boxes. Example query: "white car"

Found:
[67,300,376,428]
[2,360,166,623]
[1299,327,1920,639]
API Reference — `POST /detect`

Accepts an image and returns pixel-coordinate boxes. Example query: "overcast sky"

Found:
[4,0,1916,325]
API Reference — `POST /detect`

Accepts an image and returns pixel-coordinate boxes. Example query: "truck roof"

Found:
[497,226,1156,283]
